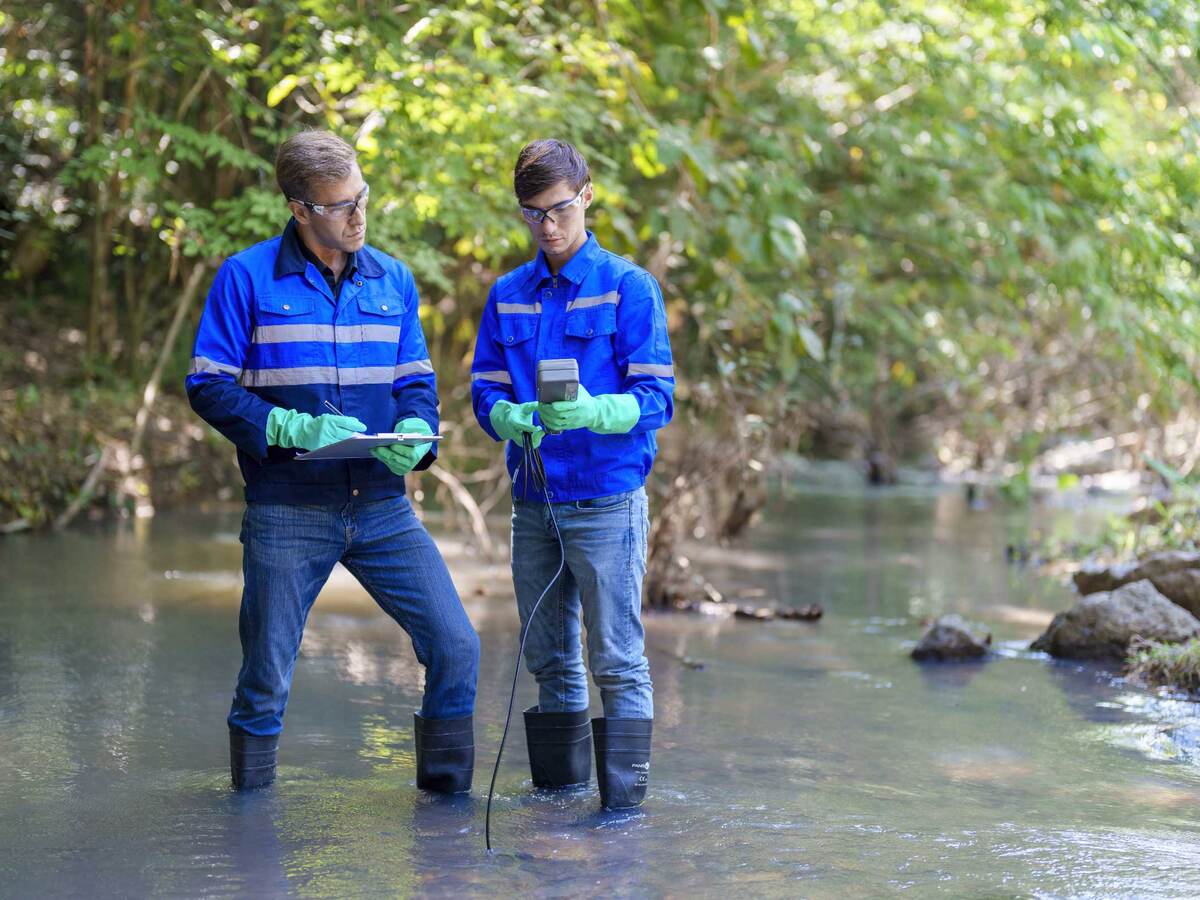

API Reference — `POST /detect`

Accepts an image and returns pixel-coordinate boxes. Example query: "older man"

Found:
[186,130,478,793]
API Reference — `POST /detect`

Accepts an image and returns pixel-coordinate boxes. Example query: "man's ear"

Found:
[287,199,310,225]
[583,183,594,209]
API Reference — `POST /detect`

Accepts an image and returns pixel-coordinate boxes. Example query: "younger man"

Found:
[470,139,675,808]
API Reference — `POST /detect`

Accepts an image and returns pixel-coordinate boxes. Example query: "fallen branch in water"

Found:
[53,444,114,531]
[424,463,497,562]
[118,262,210,515]
[674,598,824,622]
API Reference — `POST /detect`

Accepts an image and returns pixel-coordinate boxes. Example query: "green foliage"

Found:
[1128,638,1200,696]
[2,0,1200,477]
[1044,453,1200,559]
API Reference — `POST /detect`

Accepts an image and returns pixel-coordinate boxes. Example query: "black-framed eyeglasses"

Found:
[289,184,370,220]
[519,184,587,225]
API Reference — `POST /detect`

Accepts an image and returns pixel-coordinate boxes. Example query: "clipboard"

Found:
[295,433,443,460]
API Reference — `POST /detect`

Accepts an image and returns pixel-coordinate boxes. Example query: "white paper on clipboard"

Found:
[295,433,443,460]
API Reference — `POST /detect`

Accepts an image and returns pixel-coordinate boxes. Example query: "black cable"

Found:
[485,431,564,852]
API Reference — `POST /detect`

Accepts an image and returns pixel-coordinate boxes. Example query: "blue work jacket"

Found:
[470,233,675,501]
[185,219,439,504]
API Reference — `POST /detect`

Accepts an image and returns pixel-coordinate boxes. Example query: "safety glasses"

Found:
[519,184,587,225]
[290,184,370,220]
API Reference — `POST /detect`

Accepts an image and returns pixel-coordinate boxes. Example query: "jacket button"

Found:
[506,336,513,343]
[352,489,359,497]
[381,304,388,311]
[282,304,290,310]
[356,281,363,287]
[587,328,594,336]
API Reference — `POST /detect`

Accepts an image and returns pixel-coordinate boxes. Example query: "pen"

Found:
[323,400,343,416]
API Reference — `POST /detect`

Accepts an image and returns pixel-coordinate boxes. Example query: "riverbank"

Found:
[0,300,239,531]
[1017,451,1200,699]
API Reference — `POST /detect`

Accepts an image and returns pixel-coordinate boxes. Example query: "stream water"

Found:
[2,477,1199,897]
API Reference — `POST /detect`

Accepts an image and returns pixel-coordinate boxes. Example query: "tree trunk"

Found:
[84,0,112,359]
[117,0,151,374]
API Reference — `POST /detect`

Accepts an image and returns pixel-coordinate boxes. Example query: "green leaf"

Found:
[267,74,299,108]
[798,325,824,362]
[769,215,807,265]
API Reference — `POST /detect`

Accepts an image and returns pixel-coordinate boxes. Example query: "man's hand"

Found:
[372,417,433,476]
[488,399,545,448]
[537,384,640,435]
[266,408,366,451]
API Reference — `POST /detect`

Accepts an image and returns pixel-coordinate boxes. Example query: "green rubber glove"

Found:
[371,417,433,476]
[538,384,641,435]
[489,399,545,448]
[266,407,366,450]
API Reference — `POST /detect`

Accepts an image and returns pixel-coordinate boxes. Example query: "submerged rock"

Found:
[1031,579,1200,661]
[1073,551,1200,617]
[777,604,823,621]
[734,605,776,621]
[911,615,992,662]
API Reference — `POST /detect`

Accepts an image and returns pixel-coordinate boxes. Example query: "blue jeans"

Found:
[511,487,653,719]
[229,496,479,736]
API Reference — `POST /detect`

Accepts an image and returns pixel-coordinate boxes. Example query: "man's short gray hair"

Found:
[275,130,357,201]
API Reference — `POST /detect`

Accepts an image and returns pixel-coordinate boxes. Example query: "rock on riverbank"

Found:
[1073,550,1200,618]
[1031,579,1200,661]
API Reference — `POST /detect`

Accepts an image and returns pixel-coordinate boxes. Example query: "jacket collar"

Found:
[525,231,600,287]
[273,218,384,280]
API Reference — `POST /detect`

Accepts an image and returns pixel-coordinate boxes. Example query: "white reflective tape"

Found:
[252,324,402,344]
[344,366,399,385]
[627,363,674,378]
[252,324,333,344]
[497,302,542,315]
[189,356,243,378]
[241,366,337,386]
[471,370,513,384]
[566,291,619,312]
[354,325,403,343]
[394,359,435,378]
[240,366,398,387]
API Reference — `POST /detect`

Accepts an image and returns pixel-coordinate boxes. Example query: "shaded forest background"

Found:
[3,1,1200,589]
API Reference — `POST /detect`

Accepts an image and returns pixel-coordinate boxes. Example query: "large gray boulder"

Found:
[912,615,991,662]
[1031,579,1200,660]
[1073,550,1200,617]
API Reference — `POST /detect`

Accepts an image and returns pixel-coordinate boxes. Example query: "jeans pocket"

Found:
[574,491,630,511]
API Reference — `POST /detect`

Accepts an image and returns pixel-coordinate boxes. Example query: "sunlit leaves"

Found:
[2,0,1199,469]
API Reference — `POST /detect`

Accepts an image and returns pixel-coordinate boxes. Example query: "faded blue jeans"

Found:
[511,486,653,719]
[229,496,479,736]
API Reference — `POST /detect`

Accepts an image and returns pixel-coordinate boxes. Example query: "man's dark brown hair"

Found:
[513,139,590,202]
[275,130,357,202]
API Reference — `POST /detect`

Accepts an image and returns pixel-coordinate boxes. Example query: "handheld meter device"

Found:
[536,358,579,434]
[536,358,579,403]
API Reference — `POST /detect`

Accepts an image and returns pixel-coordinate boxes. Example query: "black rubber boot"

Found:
[229,729,278,791]
[592,717,652,809]
[414,713,474,794]
[523,706,592,789]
